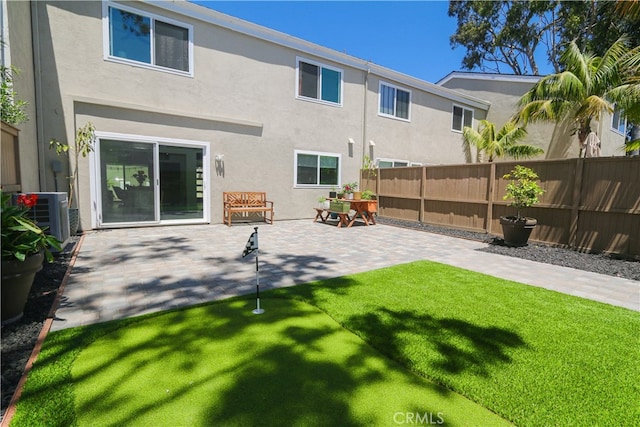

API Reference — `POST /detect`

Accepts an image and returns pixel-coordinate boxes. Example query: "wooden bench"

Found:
[223,192,274,226]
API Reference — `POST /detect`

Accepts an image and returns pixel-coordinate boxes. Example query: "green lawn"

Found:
[11,260,640,426]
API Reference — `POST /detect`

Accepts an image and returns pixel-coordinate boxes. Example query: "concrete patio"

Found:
[50,220,640,331]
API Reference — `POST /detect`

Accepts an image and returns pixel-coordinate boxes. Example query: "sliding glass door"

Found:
[97,137,206,226]
[158,145,204,221]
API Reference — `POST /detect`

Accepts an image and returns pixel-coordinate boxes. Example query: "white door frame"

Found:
[90,131,210,229]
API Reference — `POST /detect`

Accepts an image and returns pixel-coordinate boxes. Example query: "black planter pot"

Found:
[500,216,537,247]
[1,251,45,323]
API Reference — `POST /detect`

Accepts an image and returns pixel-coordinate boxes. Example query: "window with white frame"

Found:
[377,158,410,168]
[611,105,627,134]
[104,2,193,75]
[296,58,342,105]
[379,82,411,120]
[452,105,473,132]
[294,150,341,186]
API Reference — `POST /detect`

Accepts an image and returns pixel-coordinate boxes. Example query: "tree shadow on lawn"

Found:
[272,275,527,381]
[347,309,526,377]
[15,296,510,426]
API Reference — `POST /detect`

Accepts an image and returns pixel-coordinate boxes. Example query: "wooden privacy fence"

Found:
[1,121,22,192]
[361,157,640,258]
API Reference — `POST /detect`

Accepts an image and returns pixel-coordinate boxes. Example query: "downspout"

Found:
[30,1,46,190]
[1,0,10,67]
[361,64,369,169]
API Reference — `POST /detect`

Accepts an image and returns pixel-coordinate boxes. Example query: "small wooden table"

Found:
[347,200,377,227]
[313,199,377,228]
[313,208,350,227]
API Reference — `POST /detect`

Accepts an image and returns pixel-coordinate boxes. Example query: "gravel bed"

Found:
[1,238,78,420]
[1,223,638,421]
[377,217,640,281]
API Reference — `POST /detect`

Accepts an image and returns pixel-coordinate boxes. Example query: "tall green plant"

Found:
[0,65,28,125]
[462,120,543,162]
[502,165,545,219]
[49,123,96,208]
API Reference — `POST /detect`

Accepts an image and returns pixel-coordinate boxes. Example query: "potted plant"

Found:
[317,196,330,210]
[1,192,61,323]
[49,122,96,234]
[361,189,378,213]
[329,199,351,213]
[500,165,545,246]
[342,181,358,200]
[361,189,376,200]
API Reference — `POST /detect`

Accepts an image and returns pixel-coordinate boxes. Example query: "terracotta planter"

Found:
[1,251,45,323]
[500,216,537,247]
[364,200,378,213]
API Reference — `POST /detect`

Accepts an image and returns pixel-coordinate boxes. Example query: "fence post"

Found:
[486,163,496,234]
[419,166,426,223]
[569,158,584,249]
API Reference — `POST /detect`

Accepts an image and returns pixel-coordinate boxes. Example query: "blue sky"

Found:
[192,1,469,83]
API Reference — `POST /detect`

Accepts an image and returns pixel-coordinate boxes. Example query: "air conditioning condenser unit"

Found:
[14,192,71,249]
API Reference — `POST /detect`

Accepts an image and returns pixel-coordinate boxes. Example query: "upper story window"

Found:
[104,2,193,76]
[377,158,412,168]
[611,105,627,134]
[294,150,341,187]
[296,58,343,106]
[452,105,473,132]
[379,82,411,120]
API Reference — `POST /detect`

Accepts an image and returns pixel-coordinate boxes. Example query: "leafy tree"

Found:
[577,1,640,57]
[448,1,640,76]
[515,37,640,153]
[448,1,564,74]
[0,65,28,125]
[462,120,543,162]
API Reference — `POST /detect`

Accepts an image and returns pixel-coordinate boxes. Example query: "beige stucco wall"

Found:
[440,74,628,160]
[365,74,488,166]
[5,0,40,191]
[31,1,487,228]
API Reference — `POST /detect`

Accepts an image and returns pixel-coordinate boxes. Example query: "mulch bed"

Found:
[1,237,79,421]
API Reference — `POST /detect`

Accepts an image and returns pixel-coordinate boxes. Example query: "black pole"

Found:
[252,227,264,314]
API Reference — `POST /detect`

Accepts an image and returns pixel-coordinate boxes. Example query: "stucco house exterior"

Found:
[1,1,629,231]
[438,72,629,160]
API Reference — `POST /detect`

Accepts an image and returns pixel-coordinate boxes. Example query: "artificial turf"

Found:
[10,260,640,426]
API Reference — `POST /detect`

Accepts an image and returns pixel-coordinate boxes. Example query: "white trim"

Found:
[103,1,194,77]
[451,104,474,133]
[293,149,342,188]
[436,72,542,86]
[376,158,411,168]
[1,0,10,67]
[95,131,209,147]
[611,104,627,135]
[295,56,344,107]
[378,81,411,122]
[143,0,490,111]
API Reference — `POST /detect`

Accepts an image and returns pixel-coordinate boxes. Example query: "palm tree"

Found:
[515,37,640,155]
[462,119,543,162]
